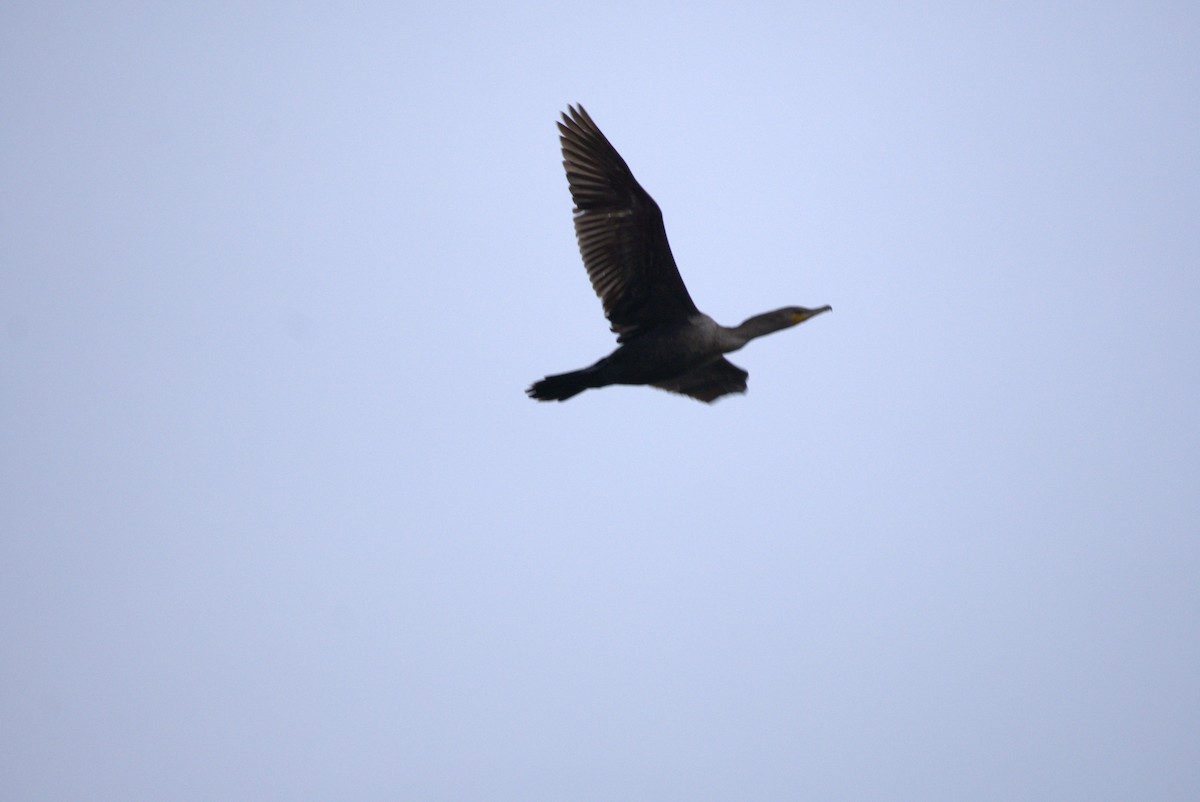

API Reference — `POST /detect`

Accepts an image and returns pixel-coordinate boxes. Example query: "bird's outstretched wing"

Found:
[652,358,749,403]
[559,105,700,341]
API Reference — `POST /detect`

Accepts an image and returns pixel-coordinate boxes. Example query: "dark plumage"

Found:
[528,105,831,403]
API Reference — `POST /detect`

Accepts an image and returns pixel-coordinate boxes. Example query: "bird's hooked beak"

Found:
[791,305,832,324]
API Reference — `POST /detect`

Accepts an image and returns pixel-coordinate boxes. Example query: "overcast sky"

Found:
[3,2,1198,800]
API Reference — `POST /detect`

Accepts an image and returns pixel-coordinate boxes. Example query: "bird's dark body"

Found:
[527,105,830,403]
[530,318,725,401]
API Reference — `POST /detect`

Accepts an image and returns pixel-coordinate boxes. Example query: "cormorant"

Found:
[527,105,831,403]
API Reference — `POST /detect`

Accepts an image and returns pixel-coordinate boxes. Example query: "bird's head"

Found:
[785,305,833,326]
[735,304,832,341]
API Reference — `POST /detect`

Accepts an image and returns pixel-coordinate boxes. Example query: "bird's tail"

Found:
[526,367,597,402]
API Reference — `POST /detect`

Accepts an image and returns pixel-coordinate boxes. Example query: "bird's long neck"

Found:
[729,309,797,344]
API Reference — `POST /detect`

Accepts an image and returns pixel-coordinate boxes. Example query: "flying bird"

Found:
[527,105,831,403]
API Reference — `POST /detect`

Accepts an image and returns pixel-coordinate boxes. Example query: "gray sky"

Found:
[3,1,1198,799]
